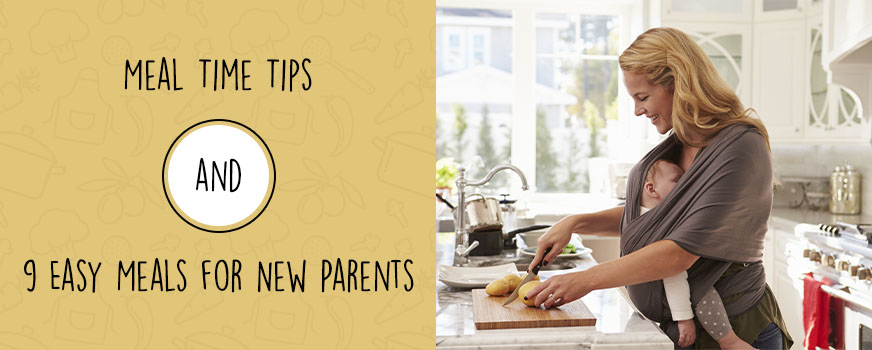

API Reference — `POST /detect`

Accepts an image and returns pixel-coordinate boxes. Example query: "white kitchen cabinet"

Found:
[662,22,752,106]
[770,226,804,349]
[662,0,752,23]
[752,19,806,140]
[754,0,807,22]
[805,17,871,142]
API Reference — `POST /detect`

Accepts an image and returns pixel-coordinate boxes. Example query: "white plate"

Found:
[438,263,519,288]
[519,246,592,259]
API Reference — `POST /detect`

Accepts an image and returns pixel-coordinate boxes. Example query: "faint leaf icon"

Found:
[280,158,365,224]
[50,68,113,145]
[230,10,288,60]
[29,9,88,63]
[78,158,148,223]
[0,69,40,115]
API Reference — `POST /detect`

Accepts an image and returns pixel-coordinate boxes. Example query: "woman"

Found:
[525,28,793,350]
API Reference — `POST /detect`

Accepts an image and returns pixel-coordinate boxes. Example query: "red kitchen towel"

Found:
[802,272,830,350]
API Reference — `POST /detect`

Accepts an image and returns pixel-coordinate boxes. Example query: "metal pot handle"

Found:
[465,193,485,202]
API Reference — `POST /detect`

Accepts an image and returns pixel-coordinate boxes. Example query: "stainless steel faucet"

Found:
[453,164,529,266]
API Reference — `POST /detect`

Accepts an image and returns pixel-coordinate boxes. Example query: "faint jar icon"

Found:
[30,10,88,63]
[52,69,112,145]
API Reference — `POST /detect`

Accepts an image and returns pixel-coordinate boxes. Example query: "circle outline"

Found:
[162,119,276,233]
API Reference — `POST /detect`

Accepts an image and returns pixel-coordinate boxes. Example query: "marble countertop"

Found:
[435,232,673,349]
[770,206,872,230]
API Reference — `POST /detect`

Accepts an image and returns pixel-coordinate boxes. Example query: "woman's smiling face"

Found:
[623,71,674,134]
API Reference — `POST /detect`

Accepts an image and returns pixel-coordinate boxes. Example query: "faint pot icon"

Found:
[53,295,109,344]
[0,132,64,198]
[52,68,112,145]
[373,131,433,197]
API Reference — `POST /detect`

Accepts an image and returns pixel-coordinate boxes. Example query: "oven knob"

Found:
[809,251,821,263]
[858,268,871,281]
[851,264,861,276]
[823,254,836,267]
[837,259,850,271]
[803,249,812,258]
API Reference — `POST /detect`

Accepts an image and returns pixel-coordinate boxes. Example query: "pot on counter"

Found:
[464,194,503,232]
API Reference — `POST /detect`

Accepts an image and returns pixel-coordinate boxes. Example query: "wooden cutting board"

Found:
[472,289,597,330]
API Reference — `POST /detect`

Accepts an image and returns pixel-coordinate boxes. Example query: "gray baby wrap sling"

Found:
[619,123,772,323]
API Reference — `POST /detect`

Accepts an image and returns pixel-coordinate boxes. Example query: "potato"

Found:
[518,281,543,307]
[502,274,521,291]
[485,278,511,296]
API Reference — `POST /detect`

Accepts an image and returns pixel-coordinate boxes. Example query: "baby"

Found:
[642,159,753,349]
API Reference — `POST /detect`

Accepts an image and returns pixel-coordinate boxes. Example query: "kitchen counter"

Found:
[435,232,673,349]
[770,207,872,231]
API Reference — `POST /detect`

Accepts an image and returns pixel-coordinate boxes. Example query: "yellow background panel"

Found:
[0,1,435,349]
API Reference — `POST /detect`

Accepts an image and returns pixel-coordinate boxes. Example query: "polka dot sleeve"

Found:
[695,287,732,340]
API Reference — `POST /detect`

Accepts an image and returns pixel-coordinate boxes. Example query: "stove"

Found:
[795,222,872,350]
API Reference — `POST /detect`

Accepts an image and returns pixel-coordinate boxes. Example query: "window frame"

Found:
[436,0,646,200]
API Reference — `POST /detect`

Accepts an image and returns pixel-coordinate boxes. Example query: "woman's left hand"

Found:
[524,270,593,308]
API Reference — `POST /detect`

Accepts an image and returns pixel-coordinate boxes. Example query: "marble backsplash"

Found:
[771,144,872,216]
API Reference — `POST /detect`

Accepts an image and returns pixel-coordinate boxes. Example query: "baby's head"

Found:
[641,159,684,208]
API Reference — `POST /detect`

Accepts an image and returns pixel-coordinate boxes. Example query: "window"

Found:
[436,2,641,196]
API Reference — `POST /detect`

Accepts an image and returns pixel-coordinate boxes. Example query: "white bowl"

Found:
[517,229,549,247]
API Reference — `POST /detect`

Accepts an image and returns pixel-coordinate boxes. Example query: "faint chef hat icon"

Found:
[29,10,88,63]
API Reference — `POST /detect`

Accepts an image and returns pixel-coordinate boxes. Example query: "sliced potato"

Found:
[485,278,511,296]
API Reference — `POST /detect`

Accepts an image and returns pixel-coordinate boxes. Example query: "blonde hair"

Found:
[619,27,770,150]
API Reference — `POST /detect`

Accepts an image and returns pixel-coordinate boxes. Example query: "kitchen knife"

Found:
[503,247,551,306]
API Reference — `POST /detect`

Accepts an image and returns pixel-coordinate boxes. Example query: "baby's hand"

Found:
[677,319,696,347]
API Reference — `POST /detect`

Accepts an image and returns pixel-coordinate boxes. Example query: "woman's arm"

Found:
[527,240,699,308]
[530,206,624,268]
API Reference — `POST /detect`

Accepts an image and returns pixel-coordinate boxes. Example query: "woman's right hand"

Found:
[528,215,577,271]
